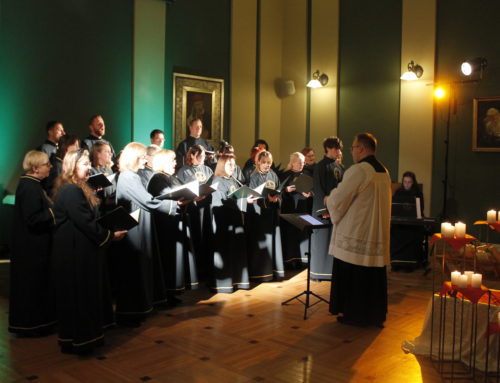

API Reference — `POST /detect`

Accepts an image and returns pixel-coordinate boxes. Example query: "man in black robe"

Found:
[82,115,116,163]
[175,118,214,169]
[37,120,65,158]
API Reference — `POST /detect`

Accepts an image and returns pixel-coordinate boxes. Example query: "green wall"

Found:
[0,0,133,245]
[432,0,500,240]
[337,0,402,175]
[164,0,231,150]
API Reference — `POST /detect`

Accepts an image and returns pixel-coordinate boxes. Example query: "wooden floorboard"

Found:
[0,263,444,382]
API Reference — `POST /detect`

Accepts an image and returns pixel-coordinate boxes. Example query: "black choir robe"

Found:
[114,170,178,324]
[52,184,113,353]
[9,175,56,336]
[43,154,62,194]
[311,156,344,280]
[279,170,313,266]
[148,171,198,291]
[247,170,284,281]
[177,164,214,276]
[210,176,250,292]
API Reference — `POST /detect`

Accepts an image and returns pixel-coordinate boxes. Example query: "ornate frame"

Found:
[473,97,500,152]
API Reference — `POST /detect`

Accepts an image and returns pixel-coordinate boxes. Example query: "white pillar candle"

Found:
[458,275,468,288]
[443,223,455,238]
[471,273,482,288]
[451,271,461,285]
[487,210,497,224]
[441,222,450,236]
[464,271,474,286]
[455,222,466,238]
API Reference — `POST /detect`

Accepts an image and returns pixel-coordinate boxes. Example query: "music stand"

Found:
[280,213,331,319]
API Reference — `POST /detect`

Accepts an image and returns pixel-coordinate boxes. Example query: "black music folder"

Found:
[228,185,262,200]
[97,207,139,231]
[156,180,199,201]
[199,181,218,197]
[293,173,313,193]
[87,173,113,189]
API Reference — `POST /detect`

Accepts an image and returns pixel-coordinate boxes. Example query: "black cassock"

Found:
[9,175,56,336]
[311,156,344,280]
[279,170,313,266]
[148,172,198,291]
[247,170,284,281]
[210,176,250,292]
[114,170,178,324]
[177,164,214,277]
[52,184,113,352]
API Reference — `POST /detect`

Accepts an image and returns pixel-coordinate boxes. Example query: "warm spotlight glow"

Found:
[434,87,446,99]
[461,62,472,76]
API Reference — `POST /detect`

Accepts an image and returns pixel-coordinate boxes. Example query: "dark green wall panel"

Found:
[164,0,231,149]
[338,0,402,175]
[432,0,500,239]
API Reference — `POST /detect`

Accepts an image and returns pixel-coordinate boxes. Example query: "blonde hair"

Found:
[152,149,176,173]
[23,150,49,173]
[90,141,113,169]
[285,152,305,171]
[214,154,235,177]
[252,150,273,174]
[53,149,100,207]
[119,142,146,172]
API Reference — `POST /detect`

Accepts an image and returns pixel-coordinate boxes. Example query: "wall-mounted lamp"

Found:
[400,60,424,80]
[460,57,487,78]
[307,70,328,88]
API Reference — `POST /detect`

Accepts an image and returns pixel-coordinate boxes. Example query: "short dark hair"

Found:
[150,129,164,139]
[46,120,61,132]
[322,137,343,153]
[253,139,269,151]
[88,114,102,125]
[355,133,377,152]
[56,134,80,158]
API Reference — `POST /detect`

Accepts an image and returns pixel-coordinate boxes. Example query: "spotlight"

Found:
[434,87,446,99]
[400,60,424,81]
[460,57,487,77]
[307,70,328,88]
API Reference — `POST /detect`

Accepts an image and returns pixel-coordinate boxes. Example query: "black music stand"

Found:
[280,213,331,319]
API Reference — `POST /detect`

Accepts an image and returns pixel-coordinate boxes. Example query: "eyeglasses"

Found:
[41,162,51,167]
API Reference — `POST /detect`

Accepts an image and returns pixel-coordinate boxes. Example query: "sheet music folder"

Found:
[280,213,331,232]
[293,174,313,193]
[156,180,198,201]
[87,173,113,189]
[97,206,139,231]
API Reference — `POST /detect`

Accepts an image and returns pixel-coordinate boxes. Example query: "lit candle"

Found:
[441,222,450,236]
[471,273,482,288]
[443,223,455,238]
[451,271,461,285]
[458,275,468,288]
[455,222,466,238]
[487,210,497,224]
[464,271,474,286]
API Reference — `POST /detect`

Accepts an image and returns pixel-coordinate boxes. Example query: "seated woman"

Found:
[391,171,425,271]
[51,149,126,354]
[9,150,56,337]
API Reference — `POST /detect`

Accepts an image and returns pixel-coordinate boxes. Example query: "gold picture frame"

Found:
[473,97,500,152]
[173,73,224,150]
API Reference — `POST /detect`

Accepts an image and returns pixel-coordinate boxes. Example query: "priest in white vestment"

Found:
[326,133,391,327]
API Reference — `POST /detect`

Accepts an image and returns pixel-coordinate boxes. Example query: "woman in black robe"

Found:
[391,171,425,270]
[114,142,178,326]
[51,149,126,354]
[247,151,284,282]
[210,154,253,292]
[90,141,116,213]
[311,137,344,281]
[301,146,316,179]
[148,149,198,295]
[280,152,313,268]
[9,151,56,336]
[177,145,214,279]
[43,134,80,195]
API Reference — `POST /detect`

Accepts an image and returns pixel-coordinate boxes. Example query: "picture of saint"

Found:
[475,98,500,149]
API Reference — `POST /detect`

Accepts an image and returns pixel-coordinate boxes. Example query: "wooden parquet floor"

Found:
[0,264,443,383]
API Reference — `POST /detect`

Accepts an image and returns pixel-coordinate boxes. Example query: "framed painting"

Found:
[173,73,224,149]
[473,97,500,152]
